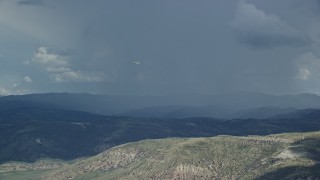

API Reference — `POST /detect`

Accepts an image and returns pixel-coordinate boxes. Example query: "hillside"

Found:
[1,131,319,179]
[1,107,320,163]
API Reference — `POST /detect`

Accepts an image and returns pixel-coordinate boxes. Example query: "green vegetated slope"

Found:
[1,131,320,180]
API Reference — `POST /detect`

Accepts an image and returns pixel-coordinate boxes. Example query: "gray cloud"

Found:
[17,0,44,6]
[294,52,320,93]
[230,0,311,49]
[296,52,320,80]
[0,87,10,95]
[23,76,32,83]
[29,47,106,83]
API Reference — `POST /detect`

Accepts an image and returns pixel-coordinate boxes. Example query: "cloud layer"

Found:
[30,47,105,83]
[230,0,310,49]
[0,0,320,95]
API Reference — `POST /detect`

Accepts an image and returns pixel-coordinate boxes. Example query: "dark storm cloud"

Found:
[230,0,311,49]
[233,31,311,49]
[305,0,320,12]
[17,0,44,6]
[0,0,319,95]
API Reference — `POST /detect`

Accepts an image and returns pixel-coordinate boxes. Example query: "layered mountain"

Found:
[1,92,320,179]
[1,92,320,118]
[1,106,320,163]
[122,105,298,119]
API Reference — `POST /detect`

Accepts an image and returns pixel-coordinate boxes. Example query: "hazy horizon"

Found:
[1,0,320,96]
[1,90,320,97]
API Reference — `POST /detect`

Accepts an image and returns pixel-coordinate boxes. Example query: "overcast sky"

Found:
[0,0,320,95]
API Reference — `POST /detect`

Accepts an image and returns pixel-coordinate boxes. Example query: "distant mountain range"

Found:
[1,92,320,179]
[122,105,298,119]
[1,92,320,119]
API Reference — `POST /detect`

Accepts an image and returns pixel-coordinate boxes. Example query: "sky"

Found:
[0,0,320,96]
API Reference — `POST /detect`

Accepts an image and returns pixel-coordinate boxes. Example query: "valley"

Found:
[1,106,320,163]
[1,93,320,179]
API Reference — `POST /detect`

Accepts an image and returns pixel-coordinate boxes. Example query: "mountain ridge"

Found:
[1,92,320,119]
[1,106,320,163]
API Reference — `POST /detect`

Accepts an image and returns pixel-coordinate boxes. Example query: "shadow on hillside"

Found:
[255,164,320,180]
[255,138,320,180]
[2,107,320,164]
